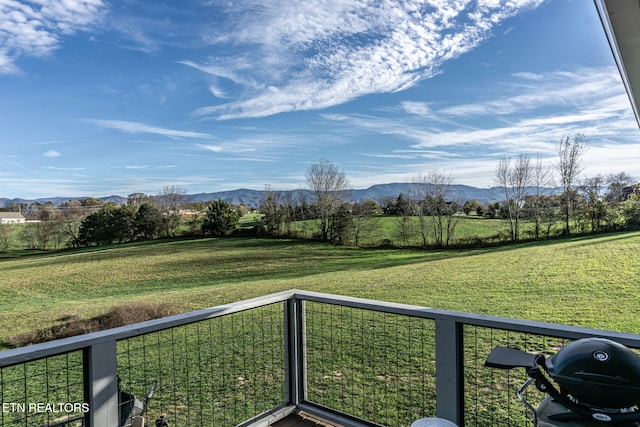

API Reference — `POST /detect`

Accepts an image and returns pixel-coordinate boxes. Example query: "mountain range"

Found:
[0,183,556,209]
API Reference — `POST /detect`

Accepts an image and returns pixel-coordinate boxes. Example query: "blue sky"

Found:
[1,0,639,199]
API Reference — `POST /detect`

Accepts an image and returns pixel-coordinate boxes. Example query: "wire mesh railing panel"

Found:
[463,325,570,427]
[304,302,437,427]
[0,350,85,427]
[8,291,640,427]
[116,302,286,427]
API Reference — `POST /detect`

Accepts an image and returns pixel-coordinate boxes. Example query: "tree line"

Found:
[76,197,242,247]
[492,134,640,241]
[258,136,640,247]
[2,134,640,251]
[0,187,244,250]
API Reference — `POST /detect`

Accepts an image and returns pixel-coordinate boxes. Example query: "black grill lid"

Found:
[545,338,640,409]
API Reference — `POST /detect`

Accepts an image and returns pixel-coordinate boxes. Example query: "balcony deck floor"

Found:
[272,411,342,427]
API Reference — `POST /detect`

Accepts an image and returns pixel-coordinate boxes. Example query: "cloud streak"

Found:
[323,66,638,170]
[188,0,545,120]
[86,119,210,139]
[439,68,625,118]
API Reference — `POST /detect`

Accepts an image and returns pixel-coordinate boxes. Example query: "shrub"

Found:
[7,302,178,347]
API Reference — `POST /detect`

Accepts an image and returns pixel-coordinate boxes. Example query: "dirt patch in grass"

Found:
[7,302,179,347]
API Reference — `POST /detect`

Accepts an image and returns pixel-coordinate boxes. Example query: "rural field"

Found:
[2,231,640,345]
[1,232,640,426]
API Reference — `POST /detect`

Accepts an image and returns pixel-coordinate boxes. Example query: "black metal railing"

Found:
[303,302,437,426]
[116,302,286,426]
[2,290,640,427]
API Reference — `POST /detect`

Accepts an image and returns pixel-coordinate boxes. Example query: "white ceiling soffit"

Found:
[595,0,640,128]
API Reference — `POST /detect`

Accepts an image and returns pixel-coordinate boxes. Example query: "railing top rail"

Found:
[3,288,640,367]
[0,289,294,368]
[290,290,640,347]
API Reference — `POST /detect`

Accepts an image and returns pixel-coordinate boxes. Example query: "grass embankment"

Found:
[1,232,640,342]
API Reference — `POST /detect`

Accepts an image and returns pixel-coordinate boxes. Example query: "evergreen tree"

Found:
[202,200,240,236]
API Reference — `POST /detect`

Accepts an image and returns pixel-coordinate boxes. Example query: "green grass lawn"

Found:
[292,214,564,247]
[2,232,640,426]
[2,231,640,341]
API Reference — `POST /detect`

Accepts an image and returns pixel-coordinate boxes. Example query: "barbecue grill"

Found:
[486,337,640,425]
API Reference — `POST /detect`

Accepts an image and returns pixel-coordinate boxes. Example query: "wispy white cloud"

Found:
[189,0,545,120]
[209,84,228,99]
[194,142,261,156]
[110,20,159,54]
[44,166,85,171]
[86,119,210,139]
[178,59,261,89]
[0,175,98,198]
[440,68,624,117]
[113,164,177,171]
[512,71,544,80]
[0,0,107,74]
[402,101,433,117]
[323,66,638,179]
[359,149,458,160]
[44,150,60,157]
[196,144,224,153]
[583,144,640,179]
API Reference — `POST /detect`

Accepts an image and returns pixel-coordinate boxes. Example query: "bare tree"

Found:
[495,154,532,241]
[58,199,88,248]
[350,200,380,246]
[557,134,587,236]
[292,189,311,238]
[281,190,297,236]
[419,170,460,247]
[411,174,431,247]
[394,193,416,247]
[606,172,634,204]
[305,158,351,241]
[530,155,553,239]
[579,174,606,232]
[158,185,187,211]
[128,192,156,208]
[495,158,513,239]
[157,185,187,237]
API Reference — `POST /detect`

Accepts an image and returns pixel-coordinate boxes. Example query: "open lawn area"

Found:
[2,232,640,343]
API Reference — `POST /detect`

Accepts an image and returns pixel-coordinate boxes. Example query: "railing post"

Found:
[284,296,306,406]
[84,340,119,427]
[435,319,464,426]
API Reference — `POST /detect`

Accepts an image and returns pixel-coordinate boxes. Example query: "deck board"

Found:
[271,411,342,427]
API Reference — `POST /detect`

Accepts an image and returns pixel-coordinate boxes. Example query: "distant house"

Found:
[0,212,26,224]
[622,184,640,200]
[178,209,202,219]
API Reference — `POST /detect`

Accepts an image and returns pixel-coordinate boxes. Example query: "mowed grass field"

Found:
[287,214,543,246]
[2,231,640,343]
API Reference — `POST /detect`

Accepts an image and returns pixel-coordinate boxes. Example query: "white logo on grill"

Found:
[593,350,610,362]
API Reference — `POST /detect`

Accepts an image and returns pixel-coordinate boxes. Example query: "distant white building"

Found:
[0,212,26,224]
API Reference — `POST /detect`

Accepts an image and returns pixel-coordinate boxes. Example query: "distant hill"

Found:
[0,183,557,209]
[188,189,269,206]
[186,183,555,206]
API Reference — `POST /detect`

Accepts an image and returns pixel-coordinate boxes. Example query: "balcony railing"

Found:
[2,289,640,427]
